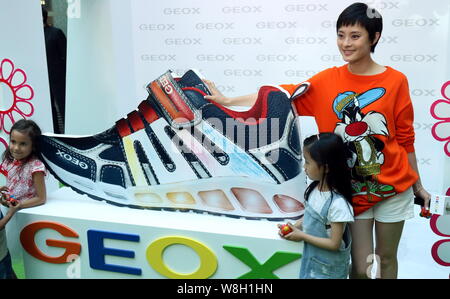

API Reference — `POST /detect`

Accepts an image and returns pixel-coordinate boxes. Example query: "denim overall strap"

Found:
[319,194,334,221]
[299,192,351,279]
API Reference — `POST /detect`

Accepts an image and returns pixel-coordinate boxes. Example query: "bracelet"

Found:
[413,187,424,195]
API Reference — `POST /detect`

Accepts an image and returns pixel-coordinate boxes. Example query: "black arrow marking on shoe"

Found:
[145,126,176,173]
[164,126,211,179]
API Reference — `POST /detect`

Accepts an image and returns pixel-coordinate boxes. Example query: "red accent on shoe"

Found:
[138,101,158,124]
[127,111,145,133]
[116,118,132,137]
[182,87,207,97]
[149,81,193,124]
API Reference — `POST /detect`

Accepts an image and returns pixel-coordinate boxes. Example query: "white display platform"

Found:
[16,187,303,279]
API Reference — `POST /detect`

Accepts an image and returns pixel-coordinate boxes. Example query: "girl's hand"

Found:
[0,193,8,207]
[203,80,231,105]
[0,187,9,205]
[6,200,21,215]
[278,222,305,242]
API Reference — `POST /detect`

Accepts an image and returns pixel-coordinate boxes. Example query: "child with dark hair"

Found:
[279,133,354,279]
[0,119,47,279]
[1,119,47,209]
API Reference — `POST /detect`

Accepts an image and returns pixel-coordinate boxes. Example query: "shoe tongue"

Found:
[178,70,211,95]
[176,70,211,109]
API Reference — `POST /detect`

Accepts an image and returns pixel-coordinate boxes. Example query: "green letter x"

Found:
[223,245,301,279]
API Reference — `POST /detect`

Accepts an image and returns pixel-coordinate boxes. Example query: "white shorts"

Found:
[355,188,414,223]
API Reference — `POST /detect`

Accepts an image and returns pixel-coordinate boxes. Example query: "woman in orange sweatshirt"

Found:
[204,2,431,279]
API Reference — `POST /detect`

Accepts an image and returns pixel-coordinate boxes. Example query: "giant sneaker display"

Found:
[39,70,309,220]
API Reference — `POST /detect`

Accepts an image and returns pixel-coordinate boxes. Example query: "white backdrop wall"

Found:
[0,0,447,279]
[0,0,58,267]
[65,0,450,278]
[0,0,54,153]
[67,0,450,197]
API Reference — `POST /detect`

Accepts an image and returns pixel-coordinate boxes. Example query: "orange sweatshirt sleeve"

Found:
[279,82,314,116]
[394,76,415,153]
[279,69,331,117]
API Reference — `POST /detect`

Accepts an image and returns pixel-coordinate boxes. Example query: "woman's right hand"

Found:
[203,80,231,105]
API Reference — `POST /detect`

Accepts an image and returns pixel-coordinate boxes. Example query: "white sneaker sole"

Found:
[44,156,306,221]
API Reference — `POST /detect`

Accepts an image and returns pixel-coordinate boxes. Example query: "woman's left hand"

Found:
[415,188,432,210]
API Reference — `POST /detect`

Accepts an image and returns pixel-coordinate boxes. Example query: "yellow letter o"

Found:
[146,236,217,279]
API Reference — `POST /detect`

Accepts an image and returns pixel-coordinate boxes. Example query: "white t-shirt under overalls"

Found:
[307,189,354,243]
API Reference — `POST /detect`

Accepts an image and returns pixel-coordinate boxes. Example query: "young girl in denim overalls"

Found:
[279,133,354,279]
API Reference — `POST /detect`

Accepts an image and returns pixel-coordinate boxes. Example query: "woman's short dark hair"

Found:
[337,2,383,53]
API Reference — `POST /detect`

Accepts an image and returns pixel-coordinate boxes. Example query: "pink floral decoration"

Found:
[0,58,35,134]
[431,81,450,157]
